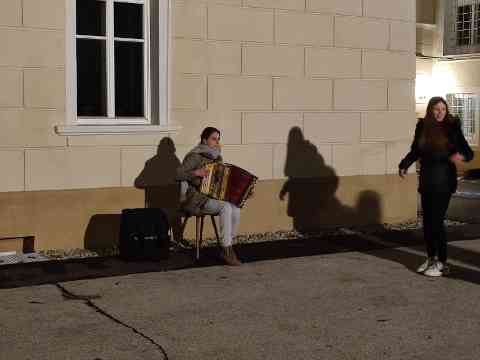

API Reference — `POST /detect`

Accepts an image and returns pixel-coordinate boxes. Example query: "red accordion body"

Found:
[200,163,257,208]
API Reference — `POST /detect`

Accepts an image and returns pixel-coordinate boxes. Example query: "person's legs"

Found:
[202,200,241,265]
[421,192,436,259]
[230,205,241,240]
[431,192,452,264]
[203,199,231,246]
[424,192,452,276]
[219,203,233,247]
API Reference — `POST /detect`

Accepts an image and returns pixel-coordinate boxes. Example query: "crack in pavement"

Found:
[55,283,169,360]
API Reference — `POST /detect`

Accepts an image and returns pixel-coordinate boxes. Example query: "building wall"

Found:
[415,0,480,174]
[0,0,417,251]
[417,0,436,25]
[430,59,480,173]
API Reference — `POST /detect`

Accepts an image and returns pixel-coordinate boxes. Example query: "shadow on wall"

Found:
[83,130,385,249]
[84,214,121,250]
[84,137,182,250]
[135,137,183,242]
[280,127,383,232]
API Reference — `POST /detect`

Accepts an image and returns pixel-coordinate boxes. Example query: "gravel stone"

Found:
[34,217,469,261]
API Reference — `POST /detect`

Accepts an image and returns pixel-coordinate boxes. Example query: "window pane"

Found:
[447,93,477,143]
[77,39,107,116]
[76,0,106,36]
[115,42,144,117]
[114,2,143,39]
[457,5,473,46]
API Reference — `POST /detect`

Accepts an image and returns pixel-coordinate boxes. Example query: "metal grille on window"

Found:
[446,93,478,143]
[444,0,480,55]
[476,3,480,43]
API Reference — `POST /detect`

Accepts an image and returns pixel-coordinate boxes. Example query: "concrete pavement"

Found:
[2,238,480,360]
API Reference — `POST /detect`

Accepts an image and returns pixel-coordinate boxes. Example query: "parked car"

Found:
[446,169,480,223]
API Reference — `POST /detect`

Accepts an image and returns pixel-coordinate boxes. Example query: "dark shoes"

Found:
[220,246,242,266]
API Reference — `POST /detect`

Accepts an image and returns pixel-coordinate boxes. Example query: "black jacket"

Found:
[399,117,474,194]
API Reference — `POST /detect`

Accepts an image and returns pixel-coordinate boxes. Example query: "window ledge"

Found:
[55,124,181,136]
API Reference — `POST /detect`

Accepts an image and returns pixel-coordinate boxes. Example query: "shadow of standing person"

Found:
[134,137,183,242]
[280,127,355,233]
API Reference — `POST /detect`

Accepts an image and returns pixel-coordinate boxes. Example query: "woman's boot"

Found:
[220,246,242,266]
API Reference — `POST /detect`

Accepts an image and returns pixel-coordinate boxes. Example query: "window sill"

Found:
[55,124,181,136]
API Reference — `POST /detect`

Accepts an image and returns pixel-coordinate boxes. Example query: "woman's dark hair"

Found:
[420,96,458,151]
[200,127,221,143]
[424,97,455,124]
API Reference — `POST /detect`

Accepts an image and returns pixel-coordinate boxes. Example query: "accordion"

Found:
[200,163,258,208]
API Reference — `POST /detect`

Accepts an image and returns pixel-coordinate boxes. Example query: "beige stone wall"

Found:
[0,0,65,194]
[0,175,418,251]
[0,0,417,250]
[170,0,416,179]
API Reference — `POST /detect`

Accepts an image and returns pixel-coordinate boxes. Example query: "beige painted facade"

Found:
[0,0,417,251]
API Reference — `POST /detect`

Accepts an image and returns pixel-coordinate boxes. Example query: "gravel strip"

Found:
[39,247,119,260]
[35,217,469,261]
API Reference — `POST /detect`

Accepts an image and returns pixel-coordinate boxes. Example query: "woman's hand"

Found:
[192,168,209,178]
[450,153,465,162]
[398,168,407,178]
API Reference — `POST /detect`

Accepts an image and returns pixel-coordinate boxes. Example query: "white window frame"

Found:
[60,0,174,135]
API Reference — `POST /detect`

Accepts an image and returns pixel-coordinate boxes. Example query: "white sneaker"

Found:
[424,261,443,277]
[417,258,434,273]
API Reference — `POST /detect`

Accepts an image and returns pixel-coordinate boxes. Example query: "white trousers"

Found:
[203,199,240,247]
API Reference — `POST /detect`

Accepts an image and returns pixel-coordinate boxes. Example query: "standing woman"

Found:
[176,127,242,266]
[399,97,474,277]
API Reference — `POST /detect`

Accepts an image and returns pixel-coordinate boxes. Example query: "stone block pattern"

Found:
[0,0,416,190]
[170,0,416,182]
[0,0,418,251]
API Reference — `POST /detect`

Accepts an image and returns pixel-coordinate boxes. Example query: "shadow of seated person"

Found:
[134,137,182,242]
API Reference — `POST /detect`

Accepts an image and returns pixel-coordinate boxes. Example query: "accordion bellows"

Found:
[200,163,258,208]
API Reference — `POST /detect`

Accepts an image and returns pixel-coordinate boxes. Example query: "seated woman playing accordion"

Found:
[176,127,255,266]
